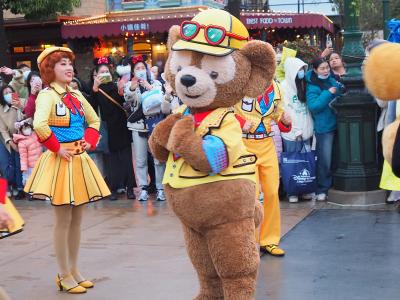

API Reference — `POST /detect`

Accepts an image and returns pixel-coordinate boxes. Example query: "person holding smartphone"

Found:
[327,52,346,80]
[124,55,165,202]
[0,65,30,100]
[0,85,25,199]
[306,57,345,201]
[24,71,43,119]
[92,57,137,200]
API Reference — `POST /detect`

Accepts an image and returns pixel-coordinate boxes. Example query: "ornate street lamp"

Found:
[330,0,383,200]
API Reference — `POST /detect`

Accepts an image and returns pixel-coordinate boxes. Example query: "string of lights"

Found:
[63,6,329,26]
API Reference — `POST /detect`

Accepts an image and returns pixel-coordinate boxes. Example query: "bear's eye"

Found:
[177,66,182,72]
[210,71,219,79]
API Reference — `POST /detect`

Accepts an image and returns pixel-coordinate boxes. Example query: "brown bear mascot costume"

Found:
[363,42,400,177]
[149,9,276,300]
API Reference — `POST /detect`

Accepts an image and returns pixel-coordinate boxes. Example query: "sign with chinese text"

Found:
[120,22,150,33]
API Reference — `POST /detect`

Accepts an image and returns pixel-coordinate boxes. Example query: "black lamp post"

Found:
[331,0,382,196]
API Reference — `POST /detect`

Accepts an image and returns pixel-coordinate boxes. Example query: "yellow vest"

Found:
[234,81,285,135]
[163,105,257,189]
[33,82,100,142]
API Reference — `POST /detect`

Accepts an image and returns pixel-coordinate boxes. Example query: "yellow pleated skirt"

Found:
[24,148,111,206]
[0,197,24,239]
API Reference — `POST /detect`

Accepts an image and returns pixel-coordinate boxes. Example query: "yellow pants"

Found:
[380,160,400,191]
[243,138,281,246]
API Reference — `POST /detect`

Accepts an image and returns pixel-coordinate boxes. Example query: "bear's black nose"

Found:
[180,74,196,87]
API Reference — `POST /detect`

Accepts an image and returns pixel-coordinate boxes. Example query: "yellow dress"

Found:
[0,197,24,239]
[24,83,110,206]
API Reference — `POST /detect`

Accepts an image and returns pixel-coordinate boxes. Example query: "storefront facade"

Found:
[241,11,334,47]
[62,6,334,77]
[4,18,73,70]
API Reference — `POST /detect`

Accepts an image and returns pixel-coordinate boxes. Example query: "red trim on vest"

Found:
[235,114,246,129]
[193,110,213,128]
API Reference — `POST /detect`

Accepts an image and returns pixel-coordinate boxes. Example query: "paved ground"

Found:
[256,209,400,300]
[0,195,398,300]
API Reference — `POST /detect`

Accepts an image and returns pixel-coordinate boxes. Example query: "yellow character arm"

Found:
[33,90,54,141]
[233,101,260,133]
[32,90,61,152]
[273,82,286,123]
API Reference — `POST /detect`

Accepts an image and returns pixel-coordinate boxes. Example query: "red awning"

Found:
[62,9,334,39]
[241,12,334,33]
[62,17,189,39]
[61,6,202,39]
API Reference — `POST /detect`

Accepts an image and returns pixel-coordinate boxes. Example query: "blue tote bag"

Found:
[281,146,317,196]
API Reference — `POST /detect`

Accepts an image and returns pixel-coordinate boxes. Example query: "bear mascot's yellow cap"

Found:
[172,9,250,57]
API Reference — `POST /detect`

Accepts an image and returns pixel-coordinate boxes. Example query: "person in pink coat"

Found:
[13,122,42,185]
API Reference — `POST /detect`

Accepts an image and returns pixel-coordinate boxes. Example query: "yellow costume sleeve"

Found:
[33,90,54,141]
[233,100,260,133]
[273,82,286,123]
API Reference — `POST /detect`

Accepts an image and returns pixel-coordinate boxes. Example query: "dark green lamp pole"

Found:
[226,0,241,19]
[383,0,390,39]
[331,0,381,192]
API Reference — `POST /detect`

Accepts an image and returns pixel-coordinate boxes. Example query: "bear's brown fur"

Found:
[363,42,400,175]
[149,22,275,299]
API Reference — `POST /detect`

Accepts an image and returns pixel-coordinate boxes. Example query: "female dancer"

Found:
[24,47,110,294]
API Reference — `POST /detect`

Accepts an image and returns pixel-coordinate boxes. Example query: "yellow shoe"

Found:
[56,274,87,294]
[260,244,285,257]
[78,280,94,289]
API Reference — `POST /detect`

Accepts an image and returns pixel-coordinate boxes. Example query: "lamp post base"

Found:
[332,82,381,192]
[328,188,386,205]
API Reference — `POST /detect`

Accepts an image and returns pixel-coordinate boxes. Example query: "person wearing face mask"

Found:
[23,71,43,119]
[281,57,314,203]
[124,54,165,202]
[12,122,42,185]
[0,64,30,100]
[0,85,25,199]
[92,58,137,201]
[306,57,345,202]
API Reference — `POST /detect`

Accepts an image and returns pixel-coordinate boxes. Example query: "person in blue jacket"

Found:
[306,57,345,201]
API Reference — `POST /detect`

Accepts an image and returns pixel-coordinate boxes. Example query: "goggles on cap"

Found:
[180,21,249,47]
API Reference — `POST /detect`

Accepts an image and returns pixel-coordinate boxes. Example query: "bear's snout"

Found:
[180,74,197,88]
[174,66,217,107]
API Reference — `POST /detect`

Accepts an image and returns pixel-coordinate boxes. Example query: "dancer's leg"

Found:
[68,205,85,282]
[54,205,77,286]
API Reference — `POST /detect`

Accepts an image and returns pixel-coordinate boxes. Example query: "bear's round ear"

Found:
[364,43,400,100]
[238,40,276,98]
[167,25,181,51]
